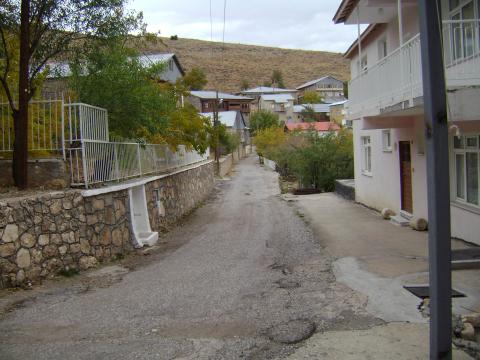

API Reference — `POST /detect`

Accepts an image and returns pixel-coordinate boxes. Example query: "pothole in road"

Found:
[266,319,316,344]
[275,278,301,289]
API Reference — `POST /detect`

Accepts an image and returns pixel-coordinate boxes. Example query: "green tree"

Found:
[0,0,143,188]
[286,129,353,191]
[179,67,207,91]
[71,41,212,154]
[271,70,285,88]
[300,105,317,122]
[250,110,280,135]
[240,79,250,91]
[252,127,286,158]
[301,90,323,104]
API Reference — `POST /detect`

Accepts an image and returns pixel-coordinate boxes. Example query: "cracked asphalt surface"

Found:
[0,155,380,359]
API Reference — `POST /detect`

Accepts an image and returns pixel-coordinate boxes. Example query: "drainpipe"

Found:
[398,0,404,46]
[357,6,362,74]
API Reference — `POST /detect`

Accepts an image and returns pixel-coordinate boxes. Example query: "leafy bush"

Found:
[256,128,354,192]
[252,127,286,158]
[219,131,241,155]
[250,110,281,135]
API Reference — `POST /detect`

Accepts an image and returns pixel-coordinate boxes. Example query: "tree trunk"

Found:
[13,0,30,189]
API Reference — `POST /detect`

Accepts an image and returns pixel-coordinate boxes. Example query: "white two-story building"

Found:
[334,0,480,245]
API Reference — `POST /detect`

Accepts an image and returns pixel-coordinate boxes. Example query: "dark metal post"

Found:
[418,1,452,359]
[214,90,220,171]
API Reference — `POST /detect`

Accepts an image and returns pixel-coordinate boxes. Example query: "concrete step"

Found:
[390,215,410,227]
[452,248,480,270]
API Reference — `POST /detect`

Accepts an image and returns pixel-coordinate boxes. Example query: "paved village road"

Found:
[0,155,378,360]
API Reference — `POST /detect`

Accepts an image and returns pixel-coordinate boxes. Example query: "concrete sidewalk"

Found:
[282,191,479,359]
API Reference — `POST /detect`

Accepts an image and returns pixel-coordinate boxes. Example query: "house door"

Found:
[399,141,413,214]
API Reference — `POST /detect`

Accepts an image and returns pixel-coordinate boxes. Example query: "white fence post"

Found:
[137,143,142,176]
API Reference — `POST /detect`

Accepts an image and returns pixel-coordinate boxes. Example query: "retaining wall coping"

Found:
[82,160,214,197]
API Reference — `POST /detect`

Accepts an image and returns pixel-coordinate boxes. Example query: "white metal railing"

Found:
[348,19,480,119]
[0,99,65,158]
[68,141,209,188]
[64,103,109,142]
[443,19,480,86]
[348,34,423,119]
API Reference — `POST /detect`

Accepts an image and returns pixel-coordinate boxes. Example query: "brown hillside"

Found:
[138,37,349,93]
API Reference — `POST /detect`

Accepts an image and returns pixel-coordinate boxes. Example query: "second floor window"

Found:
[378,37,388,60]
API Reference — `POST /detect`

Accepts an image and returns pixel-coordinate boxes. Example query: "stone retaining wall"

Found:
[145,161,215,231]
[0,161,214,288]
[334,179,355,201]
[0,159,69,189]
[218,154,233,178]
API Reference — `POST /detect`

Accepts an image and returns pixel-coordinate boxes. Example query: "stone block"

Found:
[31,249,43,264]
[87,214,98,226]
[20,233,36,248]
[50,200,63,215]
[69,243,81,253]
[58,245,68,255]
[38,234,50,246]
[79,256,98,270]
[51,234,62,245]
[92,199,105,211]
[461,322,476,341]
[100,229,112,246]
[0,243,16,257]
[80,239,91,254]
[0,258,16,273]
[462,313,480,328]
[16,248,31,268]
[2,224,18,243]
[410,217,428,231]
[62,199,73,210]
[112,228,123,247]
[43,245,58,258]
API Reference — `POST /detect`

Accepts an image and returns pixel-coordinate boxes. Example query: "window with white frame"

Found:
[454,135,479,206]
[382,130,392,152]
[449,0,479,61]
[361,136,372,174]
[378,37,388,60]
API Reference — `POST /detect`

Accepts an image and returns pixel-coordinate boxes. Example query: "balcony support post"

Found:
[418,1,452,359]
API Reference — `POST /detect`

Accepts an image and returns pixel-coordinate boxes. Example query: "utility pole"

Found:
[213,90,220,171]
[418,1,452,359]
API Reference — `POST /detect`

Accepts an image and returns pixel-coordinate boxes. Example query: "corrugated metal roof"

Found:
[191,91,253,100]
[202,111,238,127]
[296,75,343,90]
[260,94,294,103]
[45,52,184,79]
[293,104,331,113]
[328,100,349,107]
[241,86,297,94]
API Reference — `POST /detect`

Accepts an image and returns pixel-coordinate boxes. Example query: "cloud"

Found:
[127,0,358,53]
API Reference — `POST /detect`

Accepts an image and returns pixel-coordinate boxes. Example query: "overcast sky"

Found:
[126,0,359,53]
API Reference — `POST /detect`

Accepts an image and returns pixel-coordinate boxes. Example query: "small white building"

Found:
[292,104,331,123]
[202,111,250,145]
[333,0,480,245]
[258,94,295,124]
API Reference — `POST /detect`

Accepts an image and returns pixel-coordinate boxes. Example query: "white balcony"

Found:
[348,19,480,120]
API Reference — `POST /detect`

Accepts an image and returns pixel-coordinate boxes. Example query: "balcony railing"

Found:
[348,19,480,120]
